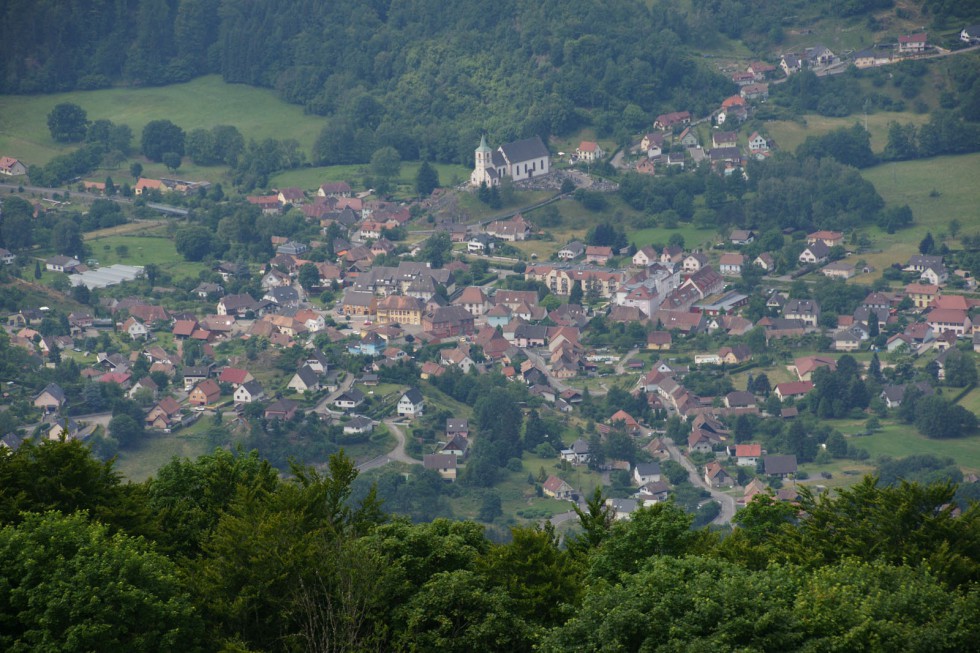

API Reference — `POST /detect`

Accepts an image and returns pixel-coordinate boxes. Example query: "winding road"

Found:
[355,419,422,471]
[663,439,737,525]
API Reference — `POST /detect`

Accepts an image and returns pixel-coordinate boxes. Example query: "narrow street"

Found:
[355,419,422,472]
[664,440,737,525]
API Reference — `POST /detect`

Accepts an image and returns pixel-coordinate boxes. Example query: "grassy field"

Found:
[849,422,980,474]
[0,75,327,166]
[115,430,212,482]
[270,161,471,194]
[766,111,932,155]
[82,232,209,281]
[630,224,717,250]
[862,153,980,233]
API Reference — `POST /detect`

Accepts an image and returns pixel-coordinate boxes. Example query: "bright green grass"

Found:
[0,75,326,166]
[114,430,212,482]
[270,161,472,194]
[630,224,717,250]
[849,422,980,474]
[82,233,209,281]
[955,386,980,416]
[862,153,980,233]
[766,111,932,155]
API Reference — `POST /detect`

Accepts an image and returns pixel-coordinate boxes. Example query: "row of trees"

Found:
[1,439,979,651]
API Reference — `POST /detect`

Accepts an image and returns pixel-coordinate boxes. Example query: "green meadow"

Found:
[0,75,327,166]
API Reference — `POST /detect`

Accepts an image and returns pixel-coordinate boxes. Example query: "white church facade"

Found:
[470,135,551,187]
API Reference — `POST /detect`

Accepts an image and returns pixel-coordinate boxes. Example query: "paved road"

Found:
[355,419,422,472]
[524,348,607,396]
[313,373,355,415]
[664,439,737,525]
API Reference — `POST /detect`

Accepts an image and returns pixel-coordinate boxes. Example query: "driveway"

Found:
[355,418,422,471]
[664,440,737,525]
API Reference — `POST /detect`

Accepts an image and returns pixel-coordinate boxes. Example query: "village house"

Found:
[754,253,776,272]
[397,387,425,418]
[0,156,27,176]
[732,443,762,467]
[576,141,604,162]
[780,53,802,76]
[287,365,322,393]
[905,283,940,309]
[793,355,837,381]
[188,379,221,406]
[764,455,798,478]
[34,383,66,413]
[822,261,855,279]
[558,241,586,260]
[774,381,813,401]
[740,83,769,100]
[335,388,365,411]
[45,255,82,273]
[454,286,491,317]
[145,397,183,431]
[711,131,738,149]
[485,214,532,241]
[542,475,576,500]
[423,305,475,338]
[633,462,661,485]
[784,299,821,327]
[585,245,613,265]
[560,438,591,465]
[423,454,458,482]
[718,253,744,276]
[233,380,265,405]
[704,461,735,488]
[961,25,980,44]
[807,230,844,247]
[376,294,423,325]
[898,33,927,54]
[654,111,691,130]
[799,241,830,265]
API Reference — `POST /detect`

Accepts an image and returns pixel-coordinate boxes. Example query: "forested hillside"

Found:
[1,0,729,163]
[1,439,979,652]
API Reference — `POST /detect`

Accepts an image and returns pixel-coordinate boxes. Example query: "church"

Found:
[470,135,551,187]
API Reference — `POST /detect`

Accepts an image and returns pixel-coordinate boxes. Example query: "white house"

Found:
[632,462,661,485]
[233,380,265,404]
[397,387,425,418]
[0,157,27,176]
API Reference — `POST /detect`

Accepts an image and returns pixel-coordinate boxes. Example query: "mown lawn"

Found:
[766,111,932,155]
[847,422,980,473]
[629,224,717,251]
[82,233,209,281]
[114,429,212,482]
[0,75,327,166]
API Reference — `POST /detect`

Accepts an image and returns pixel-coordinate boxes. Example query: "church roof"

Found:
[499,136,549,165]
[476,134,492,153]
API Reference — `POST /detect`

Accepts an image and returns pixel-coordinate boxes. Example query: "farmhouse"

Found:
[0,157,26,176]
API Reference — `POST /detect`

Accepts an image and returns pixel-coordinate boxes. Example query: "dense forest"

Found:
[15,0,960,170]
[1,438,979,652]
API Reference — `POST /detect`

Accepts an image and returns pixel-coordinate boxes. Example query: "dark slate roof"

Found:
[764,454,798,475]
[634,462,661,476]
[499,136,549,164]
[402,387,424,404]
[294,365,320,387]
[38,383,66,402]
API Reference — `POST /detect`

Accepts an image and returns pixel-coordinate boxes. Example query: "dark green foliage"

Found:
[46,102,89,142]
[0,512,204,652]
[174,225,215,261]
[415,160,439,196]
[796,124,876,168]
[2,0,733,163]
[141,119,185,162]
[913,395,978,439]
